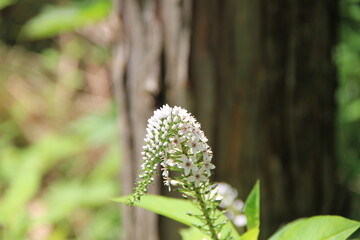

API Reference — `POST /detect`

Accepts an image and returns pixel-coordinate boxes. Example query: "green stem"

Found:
[194,186,219,240]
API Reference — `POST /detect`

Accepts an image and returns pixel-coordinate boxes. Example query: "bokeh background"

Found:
[0,0,121,239]
[0,0,359,239]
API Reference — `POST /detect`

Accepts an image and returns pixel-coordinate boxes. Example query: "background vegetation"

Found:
[0,0,359,239]
[337,0,360,222]
[0,0,121,239]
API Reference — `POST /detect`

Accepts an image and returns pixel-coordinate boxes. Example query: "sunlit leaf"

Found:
[22,0,111,39]
[114,194,241,239]
[240,181,260,240]
[245,181,260,230]
[0,0,16,10]
[240,228,260,240]
[179,227,209,240]
[45,180,116,222]
[269,216,360,240]
[344,98,360,122]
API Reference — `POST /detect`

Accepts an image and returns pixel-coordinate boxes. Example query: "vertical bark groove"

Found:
[113,0,342,239]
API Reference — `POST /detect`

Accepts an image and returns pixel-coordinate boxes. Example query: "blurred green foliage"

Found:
[22,0,111,39]
[337,0,360,220]
[0,0,16,10]
[0,0,120,238]
[0,109,121,239]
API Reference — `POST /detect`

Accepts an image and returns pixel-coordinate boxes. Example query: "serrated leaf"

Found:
[269,215,360,240]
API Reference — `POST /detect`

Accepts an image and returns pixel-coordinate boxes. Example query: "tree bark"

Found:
[112,0,163,239]
[112,0,343,239]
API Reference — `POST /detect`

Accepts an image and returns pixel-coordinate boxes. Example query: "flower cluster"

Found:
[128,104,215,204]
[128,105,229,240]
[216,182,247,228]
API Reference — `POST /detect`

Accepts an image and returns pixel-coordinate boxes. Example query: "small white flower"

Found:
[233,214,247,227]
[233,199,245,211]
[179,124,189,133]
[170,179,181,186]
[216,182,238,208]
[169,136,183,149]
[202,150,213,161]
[196,130,208,143]
[188,169,207,187]
[166,115,171,123]
[187,140,204,153]
[164,177,172,191]
[172,106,180,115]
[162,167,169,178]
[201,160,215,176]
[180,113,190,122]
[179,155,198,176]
[165,158,176,167]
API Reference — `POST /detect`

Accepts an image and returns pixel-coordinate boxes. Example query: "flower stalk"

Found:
[128,104,230,239]
[194,185,219,240]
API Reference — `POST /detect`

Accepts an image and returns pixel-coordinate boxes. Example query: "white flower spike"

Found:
[129,104,215,203]
[128,104,225,240]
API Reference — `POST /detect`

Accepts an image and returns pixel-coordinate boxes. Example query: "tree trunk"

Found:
[112,0,343,239]
[111,0,163,239]
[191,0,344,237]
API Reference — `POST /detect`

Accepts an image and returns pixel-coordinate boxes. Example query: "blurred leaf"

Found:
[22,0,111,39]
[114,194,241,239]
[45,180,116,222]
[88,144,120,181]
[269,216,360,240]
[0,16,118,239]
[0,145,21,181]
[0,156,42,222]
[245,181,260,230]
[240,228,260,240]
[0,134,83,223]
[0,0,16,10]
[81,205,121,240]
[344,98,360,122]
[40,48,60,72]
[180,227,209,240]
[70,105,118,146]
[114,195,202,226]
[269,218,307,240]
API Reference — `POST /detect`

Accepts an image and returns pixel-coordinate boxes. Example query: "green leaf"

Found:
[344,98,360,122]
[240,228,260,240]
[114,194,241,239]
[179,227,209,240]
[245,181,260,230]
[269,215,360,240]
[0,0,16,10]
[115,194,201,226]
[21,0,111,39]
[269,218,306,240]
[45,180,116,222]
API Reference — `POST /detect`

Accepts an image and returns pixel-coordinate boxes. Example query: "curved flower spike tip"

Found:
[128,104,215,205]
